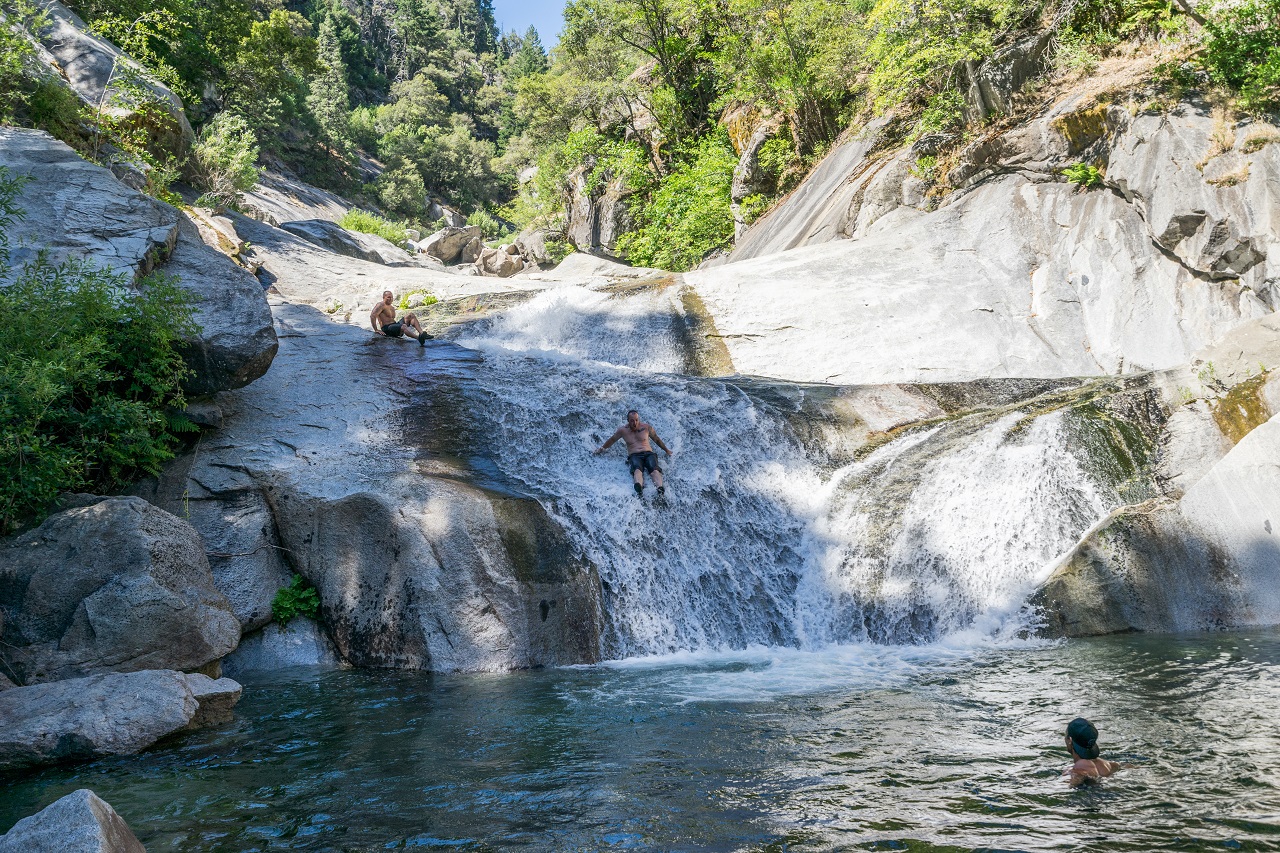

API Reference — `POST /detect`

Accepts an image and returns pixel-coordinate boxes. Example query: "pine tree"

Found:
[308,15,354,159]
[508,26,548,79]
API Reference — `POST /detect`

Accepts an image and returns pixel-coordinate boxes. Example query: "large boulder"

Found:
[0,789,145,853]
[478,245,523,277]
[1035,412,1280,635]
[419,225,482,263]
[266,481,603,671]
[565,163,597,250]
[0,497,240,685]
[280,219,415,266]
[0,128,277,394]
[0,670,197,772]
[167,217,279,395]
[30,0,195,158]
[0,128,178,278]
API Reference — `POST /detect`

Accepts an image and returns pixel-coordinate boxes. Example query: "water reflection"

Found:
[2,631,1279,851]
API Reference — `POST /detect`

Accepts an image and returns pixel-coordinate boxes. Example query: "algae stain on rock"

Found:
[1210,372,1272,446]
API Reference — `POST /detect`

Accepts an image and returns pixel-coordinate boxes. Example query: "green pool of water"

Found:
[3,631,1279,851]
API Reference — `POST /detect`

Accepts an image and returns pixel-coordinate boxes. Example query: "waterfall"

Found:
[450,285,1113,658]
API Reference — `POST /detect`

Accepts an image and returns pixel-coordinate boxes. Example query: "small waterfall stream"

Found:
[449,285,1114,659]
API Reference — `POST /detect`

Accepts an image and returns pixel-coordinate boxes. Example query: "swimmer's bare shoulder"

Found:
[1066,757,1123,787]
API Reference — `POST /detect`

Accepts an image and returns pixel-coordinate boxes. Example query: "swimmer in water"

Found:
[1064,717,1122,787]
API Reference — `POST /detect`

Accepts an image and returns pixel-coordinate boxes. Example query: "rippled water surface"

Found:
[3,631,1280,851]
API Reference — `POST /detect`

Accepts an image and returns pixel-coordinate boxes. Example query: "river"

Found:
[3,631,1279,850]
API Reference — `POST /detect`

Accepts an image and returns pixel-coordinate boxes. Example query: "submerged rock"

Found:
[0,789,145,853]
[0,497,240,685]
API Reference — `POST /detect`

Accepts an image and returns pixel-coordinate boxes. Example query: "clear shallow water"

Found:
[4,631,1280,852]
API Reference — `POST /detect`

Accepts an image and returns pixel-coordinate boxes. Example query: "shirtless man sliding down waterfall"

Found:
[594,410,672,499]
[370,290,429,345]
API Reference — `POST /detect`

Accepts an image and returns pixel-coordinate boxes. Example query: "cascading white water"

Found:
[452,285,1114,658]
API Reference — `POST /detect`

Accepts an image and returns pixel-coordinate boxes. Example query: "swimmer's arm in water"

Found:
[593,429,623,455]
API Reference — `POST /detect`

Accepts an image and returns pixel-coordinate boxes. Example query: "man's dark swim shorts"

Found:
[383,321,404,338]
[628,451,660,474]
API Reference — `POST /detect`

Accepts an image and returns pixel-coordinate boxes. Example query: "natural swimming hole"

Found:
[4,630,1279,851]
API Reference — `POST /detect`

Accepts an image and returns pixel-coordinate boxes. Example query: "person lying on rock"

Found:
[593,409,672,499]
[370,290,430,346]
[1064,717,1122,787]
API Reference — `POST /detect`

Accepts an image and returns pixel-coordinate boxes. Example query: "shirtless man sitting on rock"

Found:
[594,409,672,499]
[370,290,429,346]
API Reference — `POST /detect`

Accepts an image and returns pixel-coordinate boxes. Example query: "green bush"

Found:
[339,208,410,244]
[1200,0,1280,113]
[1063,161,1105,187]
[0,169,197,533]
[192,112,262,208]
[617,131,737,272]
[271,573,321,627]
[465,208,505,239]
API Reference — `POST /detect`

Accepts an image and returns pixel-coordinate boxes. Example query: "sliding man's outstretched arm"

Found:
[594,429,623,455]
[649,428,671,455]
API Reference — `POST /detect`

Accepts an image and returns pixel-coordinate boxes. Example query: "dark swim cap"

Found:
[1067,717,1100,759]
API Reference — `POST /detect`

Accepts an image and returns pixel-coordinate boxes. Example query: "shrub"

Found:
[1200,0,1280,113]
[617,131,737,272]
[0,170,197,533]
[398,291,438,310]
[192,112,262,208]
[465,208,505,239]
[340,208,409,244]
[271,573,321,627]
[1063,162,1105,188]
[376,161,428,219]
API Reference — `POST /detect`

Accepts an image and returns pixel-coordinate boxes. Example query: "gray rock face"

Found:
[0,128,277,395]
[0,497,240,685]
[142,302,605,673]
[565,163,597,251]
[728,118,889,262]
[1036,413,1280,635]
[514,228,555,268]
[280,219,414,266]
[731,120,782,238]
[221,617,340,676]
[1108,107,1280,292]
[30,0,195,157]
[0,128,179,279]
[595,177,634,253]
[168,217,279,395]
[0,670,197,772]
[0,789,145,853]
[419,225,483,263]
[242,169,351,226]
[958,31,1053,123]
[691,171,1270,384]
